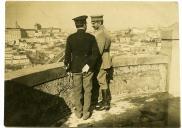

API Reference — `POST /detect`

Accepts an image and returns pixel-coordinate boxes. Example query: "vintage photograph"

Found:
[5,1,180,127]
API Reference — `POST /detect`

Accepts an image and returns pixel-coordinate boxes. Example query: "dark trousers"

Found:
[72,72,93,114]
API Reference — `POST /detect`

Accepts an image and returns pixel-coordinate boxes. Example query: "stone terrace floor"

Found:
[53,92,180,127]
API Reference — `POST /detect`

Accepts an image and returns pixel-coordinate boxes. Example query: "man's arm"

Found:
[96,33,106,55]
[84,36,100,71]
[64,37,71,71]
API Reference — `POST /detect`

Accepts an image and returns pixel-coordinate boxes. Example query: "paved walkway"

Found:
[54,92,179,127]
[63,98,137,127]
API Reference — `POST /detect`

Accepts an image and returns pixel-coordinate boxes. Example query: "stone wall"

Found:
[30,55,169,109]
[110,64,167,95]
[34,76,74,109]
[34,64,167,96]
[5,56,170,126]
[33,63,168,109]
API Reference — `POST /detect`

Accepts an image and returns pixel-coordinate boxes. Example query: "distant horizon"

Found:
[6,1,179,32]
[5,21,178,33]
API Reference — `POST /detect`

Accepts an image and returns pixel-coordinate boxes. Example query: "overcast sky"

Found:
[5,1,178,32]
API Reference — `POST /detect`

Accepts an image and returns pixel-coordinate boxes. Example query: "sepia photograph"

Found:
[4,1,180,127]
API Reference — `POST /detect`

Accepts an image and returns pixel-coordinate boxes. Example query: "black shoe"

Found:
[101,89,111,111]
[94,89,111,111]
[95,101,110,111]
[95,101,105,111]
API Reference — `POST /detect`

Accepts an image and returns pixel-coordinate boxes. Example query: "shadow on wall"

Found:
[4,80,71,127]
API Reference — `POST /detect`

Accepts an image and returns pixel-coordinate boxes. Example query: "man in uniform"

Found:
[91,15,112,111]
[64,15,99,120]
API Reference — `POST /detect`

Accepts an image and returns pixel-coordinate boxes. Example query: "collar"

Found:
[98,25,105,30]
[77,28,86,33]
[94,25,105,34]
[94,25,104,32]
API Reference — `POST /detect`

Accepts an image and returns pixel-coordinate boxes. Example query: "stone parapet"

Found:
[5,55,169,96]
[112,54,169,67]
[5,62,65,86]
[4,54,170,126]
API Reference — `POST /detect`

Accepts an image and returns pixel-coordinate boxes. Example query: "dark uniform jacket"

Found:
[64,29,100,73]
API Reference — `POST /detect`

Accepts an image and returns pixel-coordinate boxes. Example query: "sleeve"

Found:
[64,37,72,69]
[97,33,106,55]
[86,36,101,69]
[104,34,111,50]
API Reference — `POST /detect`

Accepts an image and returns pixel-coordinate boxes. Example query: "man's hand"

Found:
[64,65,72,76]
[67,72,72,77]
[82,64,90,73]
[64,64,70,72]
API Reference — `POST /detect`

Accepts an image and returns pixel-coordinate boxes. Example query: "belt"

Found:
[73,54,89,57]
[72,72,89,75]
[72,72,83,75]
[103,49,110,52]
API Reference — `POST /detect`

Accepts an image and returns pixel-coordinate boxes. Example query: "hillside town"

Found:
[5,23,68,72]
[5,22,178,72]
[110,23,178,56]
